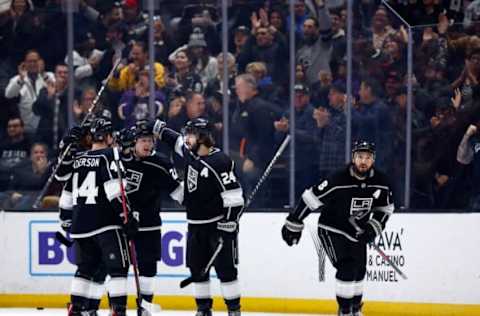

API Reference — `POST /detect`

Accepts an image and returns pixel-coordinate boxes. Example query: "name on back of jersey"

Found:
[73,157,100,168]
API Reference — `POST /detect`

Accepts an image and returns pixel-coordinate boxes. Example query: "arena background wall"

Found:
[0,211,479,316]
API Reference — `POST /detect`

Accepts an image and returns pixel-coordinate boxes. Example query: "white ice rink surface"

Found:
[0,309,330,316]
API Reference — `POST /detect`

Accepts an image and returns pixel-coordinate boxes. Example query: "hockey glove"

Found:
[60,219,72,233]
[152,119,166,138]
[122,211,139,239]
[59,126,83,150]
[356,220,381,244]
[217,220,238,240]
[119,127,136,152]
[281,217,304,246]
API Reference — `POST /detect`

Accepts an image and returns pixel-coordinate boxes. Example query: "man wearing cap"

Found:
[232,25,250,57]
[281,84,317,198]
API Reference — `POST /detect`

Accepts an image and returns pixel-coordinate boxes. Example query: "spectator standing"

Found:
[165,49,203,96]
[109,41,166,92]
[313,82,347,179]
[5,50,54,134]
[67,32,105,90]
[352,78,393,172]
[296,0,333,86]
[32,64,69,150]
[169,28,218,88]
[238,15,288,84]
[232,74,282,199]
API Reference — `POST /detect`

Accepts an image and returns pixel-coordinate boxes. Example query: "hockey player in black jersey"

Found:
[119,120,184,315]
[153,118,245,316]
[60,117,139,316]
[282,141,395,316]
[58,122,112,315]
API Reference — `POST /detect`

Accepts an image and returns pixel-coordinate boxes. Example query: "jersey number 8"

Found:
[72,171,99,205]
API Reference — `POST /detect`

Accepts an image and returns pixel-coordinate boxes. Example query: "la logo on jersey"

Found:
[124,169,143,194]
[187,165,198,192]
[350,198,373,217]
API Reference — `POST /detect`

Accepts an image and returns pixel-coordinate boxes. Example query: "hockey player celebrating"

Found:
[281,141,395,316]
[153,118,244,316]
[60,116,139,316]
[119,120,184,316]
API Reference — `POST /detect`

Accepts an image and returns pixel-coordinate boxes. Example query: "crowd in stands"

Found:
[0,0,479,211]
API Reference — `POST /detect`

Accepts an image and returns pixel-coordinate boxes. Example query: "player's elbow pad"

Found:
[301,188,323,210]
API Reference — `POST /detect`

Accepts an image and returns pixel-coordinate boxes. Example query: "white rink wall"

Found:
[0,211,479,305]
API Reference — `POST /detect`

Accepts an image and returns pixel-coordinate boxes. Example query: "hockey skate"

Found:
[337,309,352,316]
[228,310,241,316]
[195,310,212,316]
[67,302,91,316]
[137,307,153,316]
[352,303,364,316]
[109,305,127,316]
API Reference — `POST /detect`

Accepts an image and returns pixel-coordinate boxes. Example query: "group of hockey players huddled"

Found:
[54,106,394,316]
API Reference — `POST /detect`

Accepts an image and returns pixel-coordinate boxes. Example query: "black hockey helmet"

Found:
[183,118,215,147]
[90,116,113,142]
[352,140,376,157]
[134,119,153,139]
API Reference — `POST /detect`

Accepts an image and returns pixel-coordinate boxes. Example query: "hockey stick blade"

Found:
[179,276,195,289]
[179,238,224,288]
[55,231,74,247]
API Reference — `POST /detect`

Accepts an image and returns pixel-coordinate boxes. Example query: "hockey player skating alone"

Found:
[119,120,184,315]
[153,118,244,316]
[60,117,139,316]
[281,141,395,316]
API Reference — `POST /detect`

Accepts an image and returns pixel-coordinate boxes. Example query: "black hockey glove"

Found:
[281,216,304,246]
[356,221,378,244]
[122,211,139,239]
[152,119,166,137]
[217,220,238,241]
[59,126,83,150]
[60,219,72,233]
[119,127,136,152]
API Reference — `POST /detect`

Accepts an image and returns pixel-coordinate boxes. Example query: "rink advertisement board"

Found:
[0,211,479,312]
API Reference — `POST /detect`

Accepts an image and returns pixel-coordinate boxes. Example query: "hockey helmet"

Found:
[352,140,376,157]
[183,118,215,147]
[90,117,113,142]
[134,119,153,138]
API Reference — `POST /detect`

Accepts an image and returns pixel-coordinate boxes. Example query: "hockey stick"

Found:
[240,134,291,216]
[32,59,122,209]
[55,231,74,248]
[112,147,162,313]
[308,225,326,282]
[179,237,224,289]
[348,217,408,280]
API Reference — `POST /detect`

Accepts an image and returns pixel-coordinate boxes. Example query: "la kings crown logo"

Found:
[187,165,198,192]
[350,198,373,217]
[125,169,143,193]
